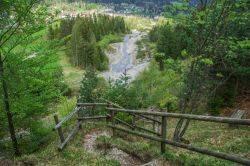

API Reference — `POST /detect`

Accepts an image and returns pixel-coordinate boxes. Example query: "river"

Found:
[102,30,149,81]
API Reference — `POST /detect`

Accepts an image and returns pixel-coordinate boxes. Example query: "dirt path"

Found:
[101,30,150,81]
[83,129,143,166]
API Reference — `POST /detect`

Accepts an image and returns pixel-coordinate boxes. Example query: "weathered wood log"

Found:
[135,125,160,136]
[77,103,108,107]
[161,116,167,153]
[106,108,250,125]
[229,110,246,128]
[53,115,64,143]
[136,114,161,124]
[114,117,134,129]
[111,109,115,136]
[106,100,123,109]
[107,113,160,136]
[58,121,82,151]
[132,114,136,130]
[92,104,96,116]
[78,116,107,120]
[106,103,110,124]
[108,125,250,166]
[230,110,245,119]
[54,107,80,130]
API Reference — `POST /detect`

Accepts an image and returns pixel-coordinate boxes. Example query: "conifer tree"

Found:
[79,66,98,103]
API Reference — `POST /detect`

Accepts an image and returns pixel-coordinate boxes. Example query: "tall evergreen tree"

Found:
[79,66,98,103]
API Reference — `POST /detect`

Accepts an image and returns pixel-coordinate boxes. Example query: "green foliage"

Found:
[98,34,124,50]
[136,36,153,60]
[149,0,250,114]
[100,61,182,111]
[57,97,77,118]
[0,39,65,152]
[23,122,53,153]
[149,23,191,61]
[49,14,127,71]
[127,61,182,110]
[79,66,99,103]
[0,0,67,155]
[101,72,130,107]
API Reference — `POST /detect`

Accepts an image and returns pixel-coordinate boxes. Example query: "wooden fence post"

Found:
[153,115,156,132]
[132,114,136,130]
[161,116,167,153]
[77,107,82,129]
[54,114,65,143]
[92,104,96,116]
[111,109,115,136]
[106,103,110,124]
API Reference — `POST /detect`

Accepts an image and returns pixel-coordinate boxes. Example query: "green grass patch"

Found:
[98,34,124,50]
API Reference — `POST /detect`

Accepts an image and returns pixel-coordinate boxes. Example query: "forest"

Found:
[48,14,127,70]
[0,0,249,165]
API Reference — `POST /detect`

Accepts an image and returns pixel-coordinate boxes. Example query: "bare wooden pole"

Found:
[54,107,80,130]
[77,103,107,106]
[54,115,64,144]
[92,104,96,116]
[135,114,161,123]
[106,108,250,125]
[132,114,136,130]
[78,116,107,120]
[109,125,250,165]
[111,110,115,136]
[106,103,110,124]
[77,108,82,129]
[161,116,167,153]
[58,121,82,151]
[111,109,115,137]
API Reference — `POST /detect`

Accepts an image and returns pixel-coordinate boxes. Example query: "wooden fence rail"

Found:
[106,107,250,165]
[53,107,80,131]
[53,102,250,165]
[106,107,250,125]
[109,125,250,165]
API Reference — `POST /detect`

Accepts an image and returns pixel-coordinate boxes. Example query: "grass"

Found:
[2,106,249,165]
[96,133,160,162]
[124,16,172,31]
[124,16,156,31]
[95,118,250,166]
[1,8,249,166]
[13,123,120,166]
[135,35,155,60]
[1,98,119,165]
[50,2,103,14]
[59,48,84,96]
[98,34,124,50]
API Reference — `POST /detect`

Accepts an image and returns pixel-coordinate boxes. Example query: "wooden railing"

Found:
[53,102,250,165]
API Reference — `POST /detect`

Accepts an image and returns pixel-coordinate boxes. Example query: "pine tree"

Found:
[79,66,98,103]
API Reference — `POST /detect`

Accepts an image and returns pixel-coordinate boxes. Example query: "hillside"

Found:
[0,1,249,166]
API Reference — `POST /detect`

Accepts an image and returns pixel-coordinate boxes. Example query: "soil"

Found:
[221,95,250,118]
[83,128,142,166]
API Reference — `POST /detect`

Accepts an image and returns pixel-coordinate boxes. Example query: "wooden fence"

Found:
[53,102,250,165]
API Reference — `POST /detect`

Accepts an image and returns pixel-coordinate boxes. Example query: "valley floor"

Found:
[102,30,150,81]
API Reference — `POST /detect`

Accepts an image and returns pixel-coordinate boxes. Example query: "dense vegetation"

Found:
[0,0,68,155]
[48,14,127,70]
[149,0,250,141]
[79,0,250,141]
[1,0,249,165]
[150,0,250,112]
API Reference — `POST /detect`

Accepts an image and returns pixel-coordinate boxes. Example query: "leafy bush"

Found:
[21,122,53,153]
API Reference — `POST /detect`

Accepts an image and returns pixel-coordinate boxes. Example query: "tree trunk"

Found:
[0,54,20,156]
